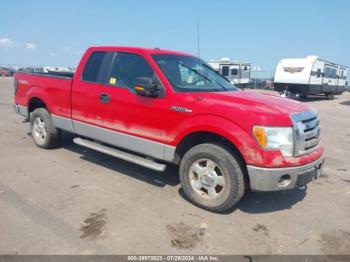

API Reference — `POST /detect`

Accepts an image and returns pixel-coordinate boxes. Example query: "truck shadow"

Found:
[178,187,307,214]
[236,187,307,214]
[61,133,179,188]
[339,100,350,106]
[61,133,307,214]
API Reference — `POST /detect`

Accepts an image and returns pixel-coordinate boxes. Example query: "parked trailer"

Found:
[274,56,348,99]
[208,58,251,87]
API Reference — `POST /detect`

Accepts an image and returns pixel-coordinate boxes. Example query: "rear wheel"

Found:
[179,143,246,213]
[30,108,61,148]
[326,92,335,100]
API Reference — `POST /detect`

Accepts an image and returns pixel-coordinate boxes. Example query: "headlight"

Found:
[253,126,294,157]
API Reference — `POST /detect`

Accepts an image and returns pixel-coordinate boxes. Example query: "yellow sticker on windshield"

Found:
[109,77,117,85]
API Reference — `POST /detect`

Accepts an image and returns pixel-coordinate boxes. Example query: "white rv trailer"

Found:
[208,58,251,87]
[274,56,348,99]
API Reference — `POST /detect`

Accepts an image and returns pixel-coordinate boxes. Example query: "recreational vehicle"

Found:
[208,58,251,87]
[274,56,348,99]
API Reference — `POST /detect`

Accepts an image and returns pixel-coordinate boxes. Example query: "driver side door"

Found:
[96,52,177,160]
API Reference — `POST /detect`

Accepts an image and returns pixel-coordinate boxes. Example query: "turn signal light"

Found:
[253,126,267,148]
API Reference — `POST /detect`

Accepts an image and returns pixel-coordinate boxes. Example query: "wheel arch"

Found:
[174,130,246,167]
[28,97,48,114]
[172,114,256,163]
[26,85,54,115]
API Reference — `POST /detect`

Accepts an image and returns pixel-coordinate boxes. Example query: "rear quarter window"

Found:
[82,51,114,83]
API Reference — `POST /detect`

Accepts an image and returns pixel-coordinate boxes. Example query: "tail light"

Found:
[14,78,18,94]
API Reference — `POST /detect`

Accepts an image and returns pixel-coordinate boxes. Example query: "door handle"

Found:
[99,93,110,103]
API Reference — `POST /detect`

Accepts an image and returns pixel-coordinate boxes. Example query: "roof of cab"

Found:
[87,46,194,57]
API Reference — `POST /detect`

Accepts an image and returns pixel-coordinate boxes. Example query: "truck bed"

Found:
[14,71,74,119]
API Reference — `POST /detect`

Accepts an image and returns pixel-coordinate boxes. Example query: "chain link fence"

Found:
[248,68,275,90]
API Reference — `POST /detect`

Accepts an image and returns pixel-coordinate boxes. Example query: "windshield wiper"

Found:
[200,63,230,91]
[176,61,215,83]
[176,61,229,91]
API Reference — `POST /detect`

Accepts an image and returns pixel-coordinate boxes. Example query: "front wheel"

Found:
[299,94,308,99]
[30,108,61,148]
[179,143,246,213]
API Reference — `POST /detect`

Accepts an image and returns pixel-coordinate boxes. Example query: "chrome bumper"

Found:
[247,155,325,192]
[14,104,28,118]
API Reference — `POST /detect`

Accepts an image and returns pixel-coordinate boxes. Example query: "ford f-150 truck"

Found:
[14,46,325,212]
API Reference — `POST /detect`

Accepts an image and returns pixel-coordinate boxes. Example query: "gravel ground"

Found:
[0,77,349,255]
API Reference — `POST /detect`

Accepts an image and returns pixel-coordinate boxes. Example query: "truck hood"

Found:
[198,90,311,127]
[210,90,308,113]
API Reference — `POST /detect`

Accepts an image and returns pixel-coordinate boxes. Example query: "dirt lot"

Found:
[0,77,349,255]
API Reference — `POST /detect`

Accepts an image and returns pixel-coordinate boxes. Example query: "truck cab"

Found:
[14,47,325,212]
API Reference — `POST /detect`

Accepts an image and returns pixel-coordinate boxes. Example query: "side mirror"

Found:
[134,77,160,97]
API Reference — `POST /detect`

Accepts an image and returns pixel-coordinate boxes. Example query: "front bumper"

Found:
[247,154,325,191]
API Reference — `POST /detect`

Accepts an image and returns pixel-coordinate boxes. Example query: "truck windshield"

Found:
[152,54,238,92]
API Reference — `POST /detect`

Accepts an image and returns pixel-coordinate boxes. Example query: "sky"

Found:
[0,0,349,74]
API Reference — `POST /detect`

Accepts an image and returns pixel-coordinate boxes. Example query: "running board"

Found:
[73,138,166,172]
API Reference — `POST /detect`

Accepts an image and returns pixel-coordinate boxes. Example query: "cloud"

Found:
[26,43,37,49]
[49,52,58,57]
[0,38,15,47]
[63,46,83,56]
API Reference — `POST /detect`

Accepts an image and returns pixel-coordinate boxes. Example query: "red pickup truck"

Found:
[14,46,325,212]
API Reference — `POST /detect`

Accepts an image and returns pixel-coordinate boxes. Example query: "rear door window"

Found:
[82,51,114,83]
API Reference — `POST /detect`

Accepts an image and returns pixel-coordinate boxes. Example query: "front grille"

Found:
[290,110,321,157]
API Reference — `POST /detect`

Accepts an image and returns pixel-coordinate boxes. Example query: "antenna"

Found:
[197,20,200,59]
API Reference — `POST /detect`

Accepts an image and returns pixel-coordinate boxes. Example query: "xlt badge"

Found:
[170,106,192,113]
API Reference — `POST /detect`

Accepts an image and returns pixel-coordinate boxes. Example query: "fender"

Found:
[172,114,263,165]
[26,85,54,113]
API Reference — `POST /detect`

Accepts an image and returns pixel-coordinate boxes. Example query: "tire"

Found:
[179,143,246,213]
[30,108,61,148]
[326,92,335,100]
